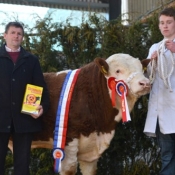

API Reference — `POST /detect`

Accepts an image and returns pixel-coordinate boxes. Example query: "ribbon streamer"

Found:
[116,81,131,122]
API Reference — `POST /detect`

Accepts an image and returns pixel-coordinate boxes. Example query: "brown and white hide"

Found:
[8,53,150,175]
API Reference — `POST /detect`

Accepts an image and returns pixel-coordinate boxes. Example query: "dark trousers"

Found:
[0,132,33,175]
[156,124,175,175]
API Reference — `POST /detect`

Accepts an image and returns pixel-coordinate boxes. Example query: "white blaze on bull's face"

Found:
[106,53,150,97]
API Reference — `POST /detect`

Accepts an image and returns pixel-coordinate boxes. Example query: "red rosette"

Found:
[108,77,116,90]
[107,77,117,107]
[116,80,128,96]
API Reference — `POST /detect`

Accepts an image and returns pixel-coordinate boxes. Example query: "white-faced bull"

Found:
[9,53,150,175]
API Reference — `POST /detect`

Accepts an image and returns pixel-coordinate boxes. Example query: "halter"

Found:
[107,71,144,98]
[150,39,175,92]
[125,71,140,97]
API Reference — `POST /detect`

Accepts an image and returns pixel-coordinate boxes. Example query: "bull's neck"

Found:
[126,94,138,112]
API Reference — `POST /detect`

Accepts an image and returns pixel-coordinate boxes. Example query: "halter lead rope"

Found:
[149,58,157,84]
[149,39,175,91]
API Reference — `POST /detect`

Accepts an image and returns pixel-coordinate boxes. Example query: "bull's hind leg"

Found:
[60,139,79,175]
[79,160,97,175]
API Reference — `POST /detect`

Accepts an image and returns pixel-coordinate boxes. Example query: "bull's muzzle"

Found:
[139,79,151,92]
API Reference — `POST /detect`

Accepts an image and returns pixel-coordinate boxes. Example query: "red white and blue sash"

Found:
[53,69,80,173]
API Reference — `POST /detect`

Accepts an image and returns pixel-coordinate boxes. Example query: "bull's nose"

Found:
[139,80,151,88]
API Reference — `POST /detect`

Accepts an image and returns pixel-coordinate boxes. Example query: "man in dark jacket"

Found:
[0,21,50,175]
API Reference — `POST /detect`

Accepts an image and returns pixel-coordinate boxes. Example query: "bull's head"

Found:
[95,54,150,121]
[96,54,150,97]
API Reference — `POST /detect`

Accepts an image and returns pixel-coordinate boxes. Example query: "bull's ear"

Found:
[94,58,109,75]
[141,59,151,73]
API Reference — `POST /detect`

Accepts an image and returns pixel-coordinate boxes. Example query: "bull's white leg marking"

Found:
[79,159,98,175]
[60,138,79,174]
[74,131,115,175]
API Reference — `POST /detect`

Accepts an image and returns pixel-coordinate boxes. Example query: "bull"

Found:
[9,53,150,175]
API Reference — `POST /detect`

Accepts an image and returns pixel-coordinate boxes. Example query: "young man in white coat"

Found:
[144,7,175,175]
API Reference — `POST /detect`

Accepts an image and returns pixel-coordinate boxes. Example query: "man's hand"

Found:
[151,51,158,61]
[165,40,175,52]
[30,105,43,119]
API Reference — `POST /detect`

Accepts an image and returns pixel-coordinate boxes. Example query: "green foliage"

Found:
[145,13,162,45]
[5,150,13,175]
[1,8,165,175]
[30,149,57,175]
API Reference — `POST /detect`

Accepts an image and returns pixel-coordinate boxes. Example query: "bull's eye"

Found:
[116,70,120,73]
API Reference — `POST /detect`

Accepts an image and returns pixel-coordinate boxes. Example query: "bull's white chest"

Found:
[77,130,115,162]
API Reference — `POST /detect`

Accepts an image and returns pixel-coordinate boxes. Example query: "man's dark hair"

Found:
[5,21,24,35]
[159,7,175,19]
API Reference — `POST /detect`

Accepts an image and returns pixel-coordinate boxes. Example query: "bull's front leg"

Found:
[60,139,79,175]
[79,159,98,175]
